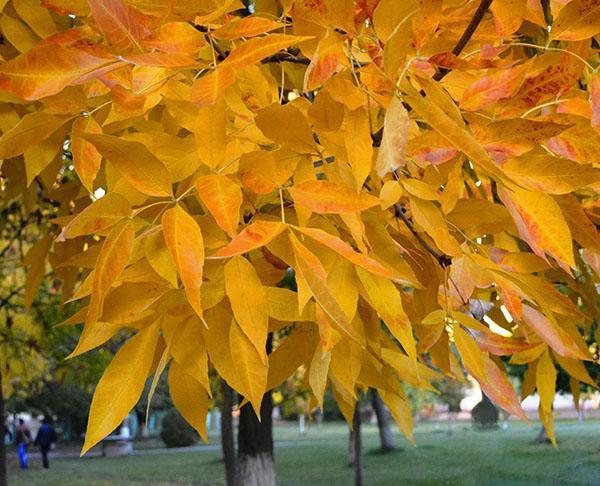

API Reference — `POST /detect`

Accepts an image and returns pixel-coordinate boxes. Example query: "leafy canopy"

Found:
[0,0,599,452]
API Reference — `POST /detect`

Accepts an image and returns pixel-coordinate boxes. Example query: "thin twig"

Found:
[433,0,494,81]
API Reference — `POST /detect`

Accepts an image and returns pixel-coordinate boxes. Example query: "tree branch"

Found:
[432,0,494,81]
[394,204,452,268]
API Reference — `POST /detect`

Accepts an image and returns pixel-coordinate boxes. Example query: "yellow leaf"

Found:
[479,355,528,422]
[195,174,242,237]
[551,0,600,41]
[168,360,209,441]
[221,34,312,70]
[267,325,315,390]
[356,267,416,360]
[84,134,172,197]
[255,103,316,154]
[163,316,210,394]
[410,198,462,257]
[82,323,160,455]
[490,0,526,36]
[224,256,269,363]
[536,350,557,445]
[59,193,131,240]
[229,319,268,416]
[0,44,117,100]
[0,112,69,159]
[501,155,600,195]
[162,205,205,319]
[194,97,226,169]
[289,232,363,345]
[213,16,283,40]
[203,303,242,391]
[521,305,589,360]
[191,65,235,106]
[498,184,575,271]
[379,390,414,444]
[289,181,379,214]
[553,353,596,387]
[292,225,395,280]
[454,325,487,381]
[71,115,102,192]
[402,77,508,182]
[375,96,409,177]
[213,220,287,257]
[344,106,373,191]
[304,30,347,91]
[309,345,331,409]
[67,322,122,359]
[143,228,178,288]
[87,219,135,324]
[401,178,438,201]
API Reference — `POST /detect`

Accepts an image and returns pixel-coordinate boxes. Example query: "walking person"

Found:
[15,418,31,470]
[35,417,57,469]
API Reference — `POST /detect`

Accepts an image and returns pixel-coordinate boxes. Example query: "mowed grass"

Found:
[8,420,600,485]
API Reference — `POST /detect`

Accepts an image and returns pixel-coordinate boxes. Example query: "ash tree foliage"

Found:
[0,0,598,454]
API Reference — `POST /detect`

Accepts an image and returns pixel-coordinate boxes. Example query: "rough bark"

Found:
[221,380,236,486]
[0,370,6,486]
[371,390,395,451]
[235,336,274,486]
[353,404,364,486]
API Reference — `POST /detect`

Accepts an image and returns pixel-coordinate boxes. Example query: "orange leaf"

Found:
[87,219,135,324]
[303,30,347,92]
[71,115,102,192]
[162,205,205,319]
[490,0,526,36]
[84,134,172,197]
[551,0,600,41]
[213,221,287,258]
[213,16,283,40]
[498,184,574,270]
[460,63,528,111]
[221,34,312,71]
[288,181,379,214]
[479,355,528,422]
[191,65,235,106]
[0,45,117,100]
[521,305,589,360]
[476,332,541,356]
[292,226,395,280]
[87,0,153,53]
[195,174,242,238]
[290,232,363,346]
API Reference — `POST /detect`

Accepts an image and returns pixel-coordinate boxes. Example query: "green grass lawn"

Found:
[8,420,600,485]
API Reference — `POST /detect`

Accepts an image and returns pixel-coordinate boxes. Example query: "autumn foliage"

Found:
[0,0,598,454]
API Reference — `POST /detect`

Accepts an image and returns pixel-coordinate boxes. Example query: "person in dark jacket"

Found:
[15,418,31,470]
[34,417,57,469]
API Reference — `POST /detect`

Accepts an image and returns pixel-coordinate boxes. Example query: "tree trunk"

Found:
[0,370,7,486]
[371,389,395,451]
[135,409,150,439]
[235,336,275,486]
[353,404,364,486]
[221,380,236,486]
[347,428,355,466]
[535,426,551,444]
[235,395,274,486]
